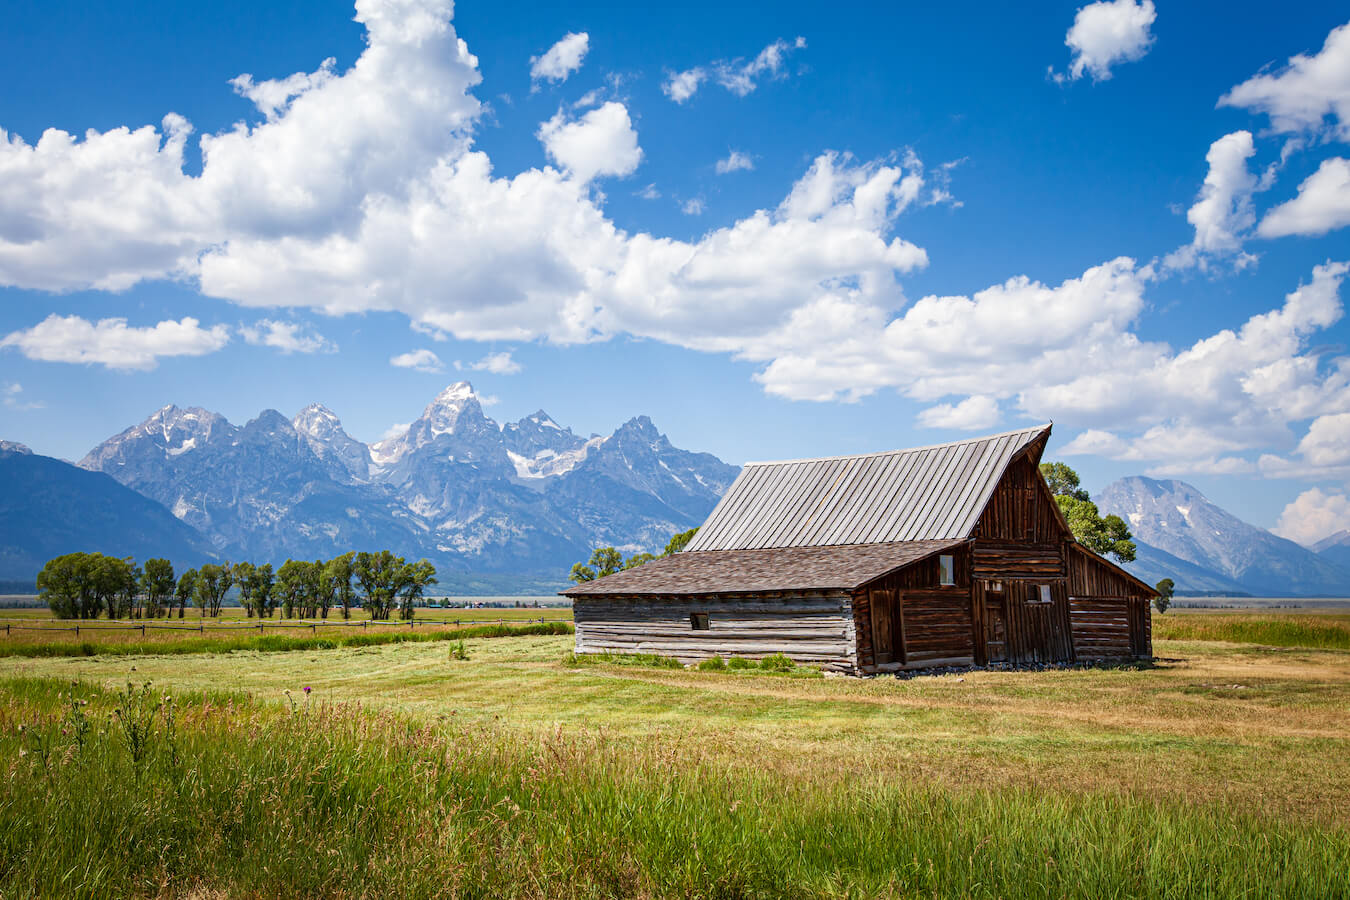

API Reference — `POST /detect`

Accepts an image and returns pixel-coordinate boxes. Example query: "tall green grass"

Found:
[1154,614,1350,650]
[0,620,572,659]
[0,677,1344,899]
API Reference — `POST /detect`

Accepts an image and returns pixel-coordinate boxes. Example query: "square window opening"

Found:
[938,554,955,587]
[690,612,710,630]
[1035,584,1052,604]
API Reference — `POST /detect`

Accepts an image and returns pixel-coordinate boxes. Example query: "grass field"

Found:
[0,611,1346,897]
[0,604,573,656]
[1153,610,1350,649]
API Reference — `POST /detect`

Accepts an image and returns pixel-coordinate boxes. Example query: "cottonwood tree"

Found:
[324,552,357,620]
[300,561,324,618]
[1155,578,1174,614]
[194,563,234,617]
[568,547,625,583]
[1039,461,1136,563]
[234,562,276,618]
[354,550,404,620]
[140,558,176,619]
[116,561,141,619]
[569,529,699,582]
[94,556,138,620]
[275,559,310,619]
[397,559,438,620]
[175,569,197,618]
[623,552,656,570]
[663,528,698,556]
[1039,462,1090,501]
[37,552,101,619]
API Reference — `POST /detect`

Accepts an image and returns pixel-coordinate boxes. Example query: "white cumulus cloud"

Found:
[0,315,230,370]
[662,68,706,104]
[1055,0,1157,83]
[715,151,754,174]
[1259,156,1350,238]
[662,36,806,103]
[1164,131,1260,271]
[463,350,521,374]
[1274,488,1350,546]
[536,101,642,183]
[239,319,335,353]
[390,349,445,373]
[916,395,1000,431]
[1219,22,1350,140]
[530,32,589,86]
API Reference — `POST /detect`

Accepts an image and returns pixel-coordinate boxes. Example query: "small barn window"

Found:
[690,612,710,630]
[1032,584,1052,604]
[938,554,955,586]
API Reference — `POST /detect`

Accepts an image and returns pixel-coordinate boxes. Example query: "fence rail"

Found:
[0,616,571,636]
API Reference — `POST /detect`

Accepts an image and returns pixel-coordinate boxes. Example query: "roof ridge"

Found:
[740,423,1051,468]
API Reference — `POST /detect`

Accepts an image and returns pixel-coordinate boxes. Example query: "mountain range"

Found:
[1096,476,1350,597]
[3,395,1349,596]
[66,382,737,591]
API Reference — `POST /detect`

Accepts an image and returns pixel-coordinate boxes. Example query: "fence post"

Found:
[311,624,316,634]
[140,624,145,636]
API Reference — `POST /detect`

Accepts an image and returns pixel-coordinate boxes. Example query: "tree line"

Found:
[37,551,437,621]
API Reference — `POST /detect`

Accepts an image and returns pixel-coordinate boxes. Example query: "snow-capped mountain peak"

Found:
[292,403,372,482]
[422,382,479,431]
[292,402,343,440]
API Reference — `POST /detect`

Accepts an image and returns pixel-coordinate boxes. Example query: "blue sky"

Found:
[2,0,1350,543]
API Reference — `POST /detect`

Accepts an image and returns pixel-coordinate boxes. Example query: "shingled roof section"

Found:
[562,540,964,597]
[684,424,1051,552]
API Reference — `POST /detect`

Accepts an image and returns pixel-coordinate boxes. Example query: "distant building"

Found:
[563,425,1154,674]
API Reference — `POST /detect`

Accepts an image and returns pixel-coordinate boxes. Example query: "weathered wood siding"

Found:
[854,547,976,671]
[971,455,1069,544]
[1066,545,1154,660]
[572,593,859,672]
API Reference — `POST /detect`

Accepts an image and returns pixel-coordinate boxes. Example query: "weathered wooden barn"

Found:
[564,425,1155,674]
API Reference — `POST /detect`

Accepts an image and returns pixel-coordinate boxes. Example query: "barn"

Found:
[563,424,1156,674]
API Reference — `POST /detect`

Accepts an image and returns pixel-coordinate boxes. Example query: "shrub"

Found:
[759,653,796,672]
[696,657,726,672]
[726,657,754,670]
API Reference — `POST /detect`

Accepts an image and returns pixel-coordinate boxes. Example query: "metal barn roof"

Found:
[684,424,1052,552]
[563,540,963,597]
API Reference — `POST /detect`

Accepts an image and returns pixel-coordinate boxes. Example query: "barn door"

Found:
[870,588,895,665]
[984,586,1007,662]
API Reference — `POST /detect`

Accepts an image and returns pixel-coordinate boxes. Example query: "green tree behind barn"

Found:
[1039,462,1136,563]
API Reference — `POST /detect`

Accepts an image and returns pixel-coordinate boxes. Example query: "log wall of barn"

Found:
[1066,546,1154,660]
[572,593,859,672]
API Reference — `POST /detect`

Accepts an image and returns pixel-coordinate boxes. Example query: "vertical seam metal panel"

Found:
[804,453,881,546]
[717,463,782,551]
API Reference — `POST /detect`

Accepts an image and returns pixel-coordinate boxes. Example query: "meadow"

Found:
[0,610,1346,897]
